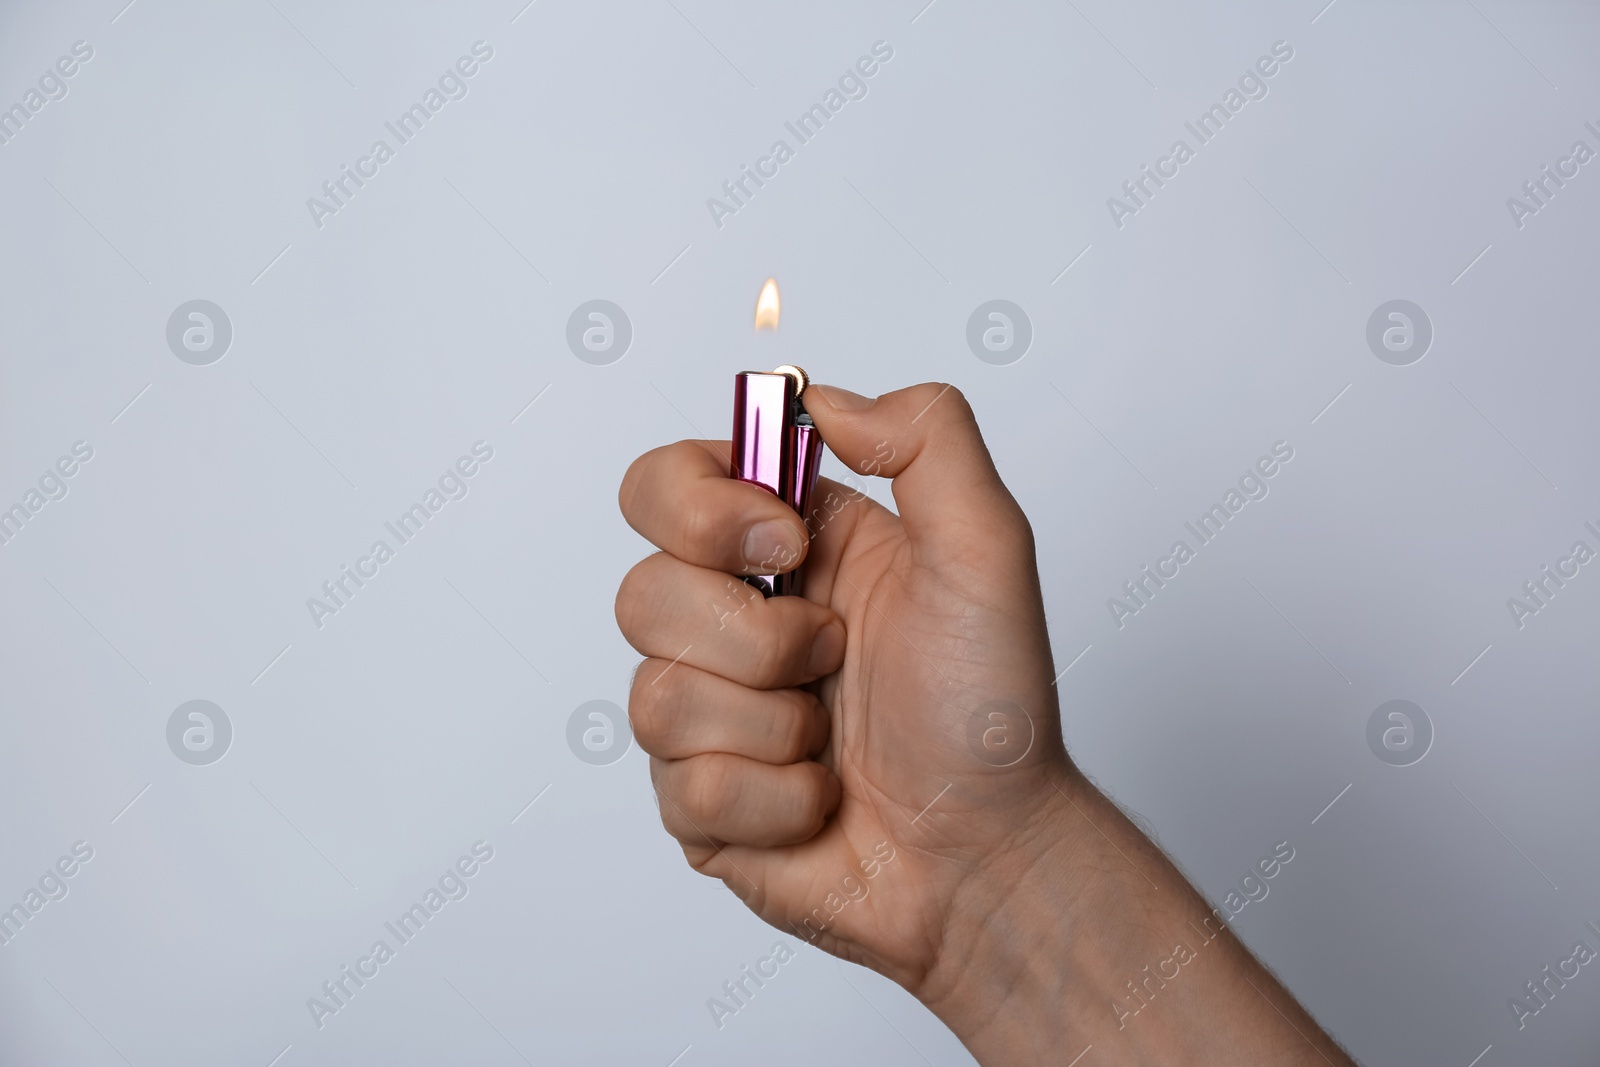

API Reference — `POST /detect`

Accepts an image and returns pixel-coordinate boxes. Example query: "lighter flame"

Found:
[754,277,781,331]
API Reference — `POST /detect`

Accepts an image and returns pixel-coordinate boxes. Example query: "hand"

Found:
[617,382,1063,974]
[615,382,1353,1064]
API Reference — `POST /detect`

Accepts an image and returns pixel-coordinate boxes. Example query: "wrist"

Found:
[913,770,1352,1066]
[913,768,1114,1058]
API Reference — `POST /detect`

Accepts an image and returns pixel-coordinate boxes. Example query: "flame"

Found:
[754,277,780,331]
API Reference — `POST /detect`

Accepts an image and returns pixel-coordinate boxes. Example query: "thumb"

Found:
[805,382,1029,561]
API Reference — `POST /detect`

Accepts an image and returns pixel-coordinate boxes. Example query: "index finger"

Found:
[619,439,809,576]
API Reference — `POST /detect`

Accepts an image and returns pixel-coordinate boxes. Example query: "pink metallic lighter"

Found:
[731,363,823,597]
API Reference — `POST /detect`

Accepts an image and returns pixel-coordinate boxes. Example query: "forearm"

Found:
[916,773,1353,1065]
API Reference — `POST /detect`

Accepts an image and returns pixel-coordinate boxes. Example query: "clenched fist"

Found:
[616,382,1352,1066]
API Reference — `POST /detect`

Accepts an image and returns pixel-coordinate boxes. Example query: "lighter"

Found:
[731,363,824,597]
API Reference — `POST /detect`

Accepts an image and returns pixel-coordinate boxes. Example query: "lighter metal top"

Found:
[772,364,809,397]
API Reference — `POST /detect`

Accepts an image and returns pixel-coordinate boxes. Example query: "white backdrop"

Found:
[1,1,1597,1064]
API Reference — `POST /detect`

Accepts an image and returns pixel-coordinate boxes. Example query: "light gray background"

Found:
[1,0,1596,1064]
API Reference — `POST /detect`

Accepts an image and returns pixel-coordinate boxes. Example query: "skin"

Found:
[616,382,1355,1064]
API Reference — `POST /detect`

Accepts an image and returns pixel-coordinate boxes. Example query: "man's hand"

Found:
[615,382,1353,1064]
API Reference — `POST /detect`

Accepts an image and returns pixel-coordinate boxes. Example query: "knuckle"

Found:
[613,554,669,647]
[941,382,973,415]
[612,557,648,633]
[618,452,648,526]
[681,842,719,875]
[769,694,812,763]
[618,443,675,531]
[796,764,834,836]
[750,619,798,688]
[627,664,675,751]
[684,754,737,820]
[653,765,698,839]
[679,497,734,564]
[667,807,712,849]
[911,381,973,423]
